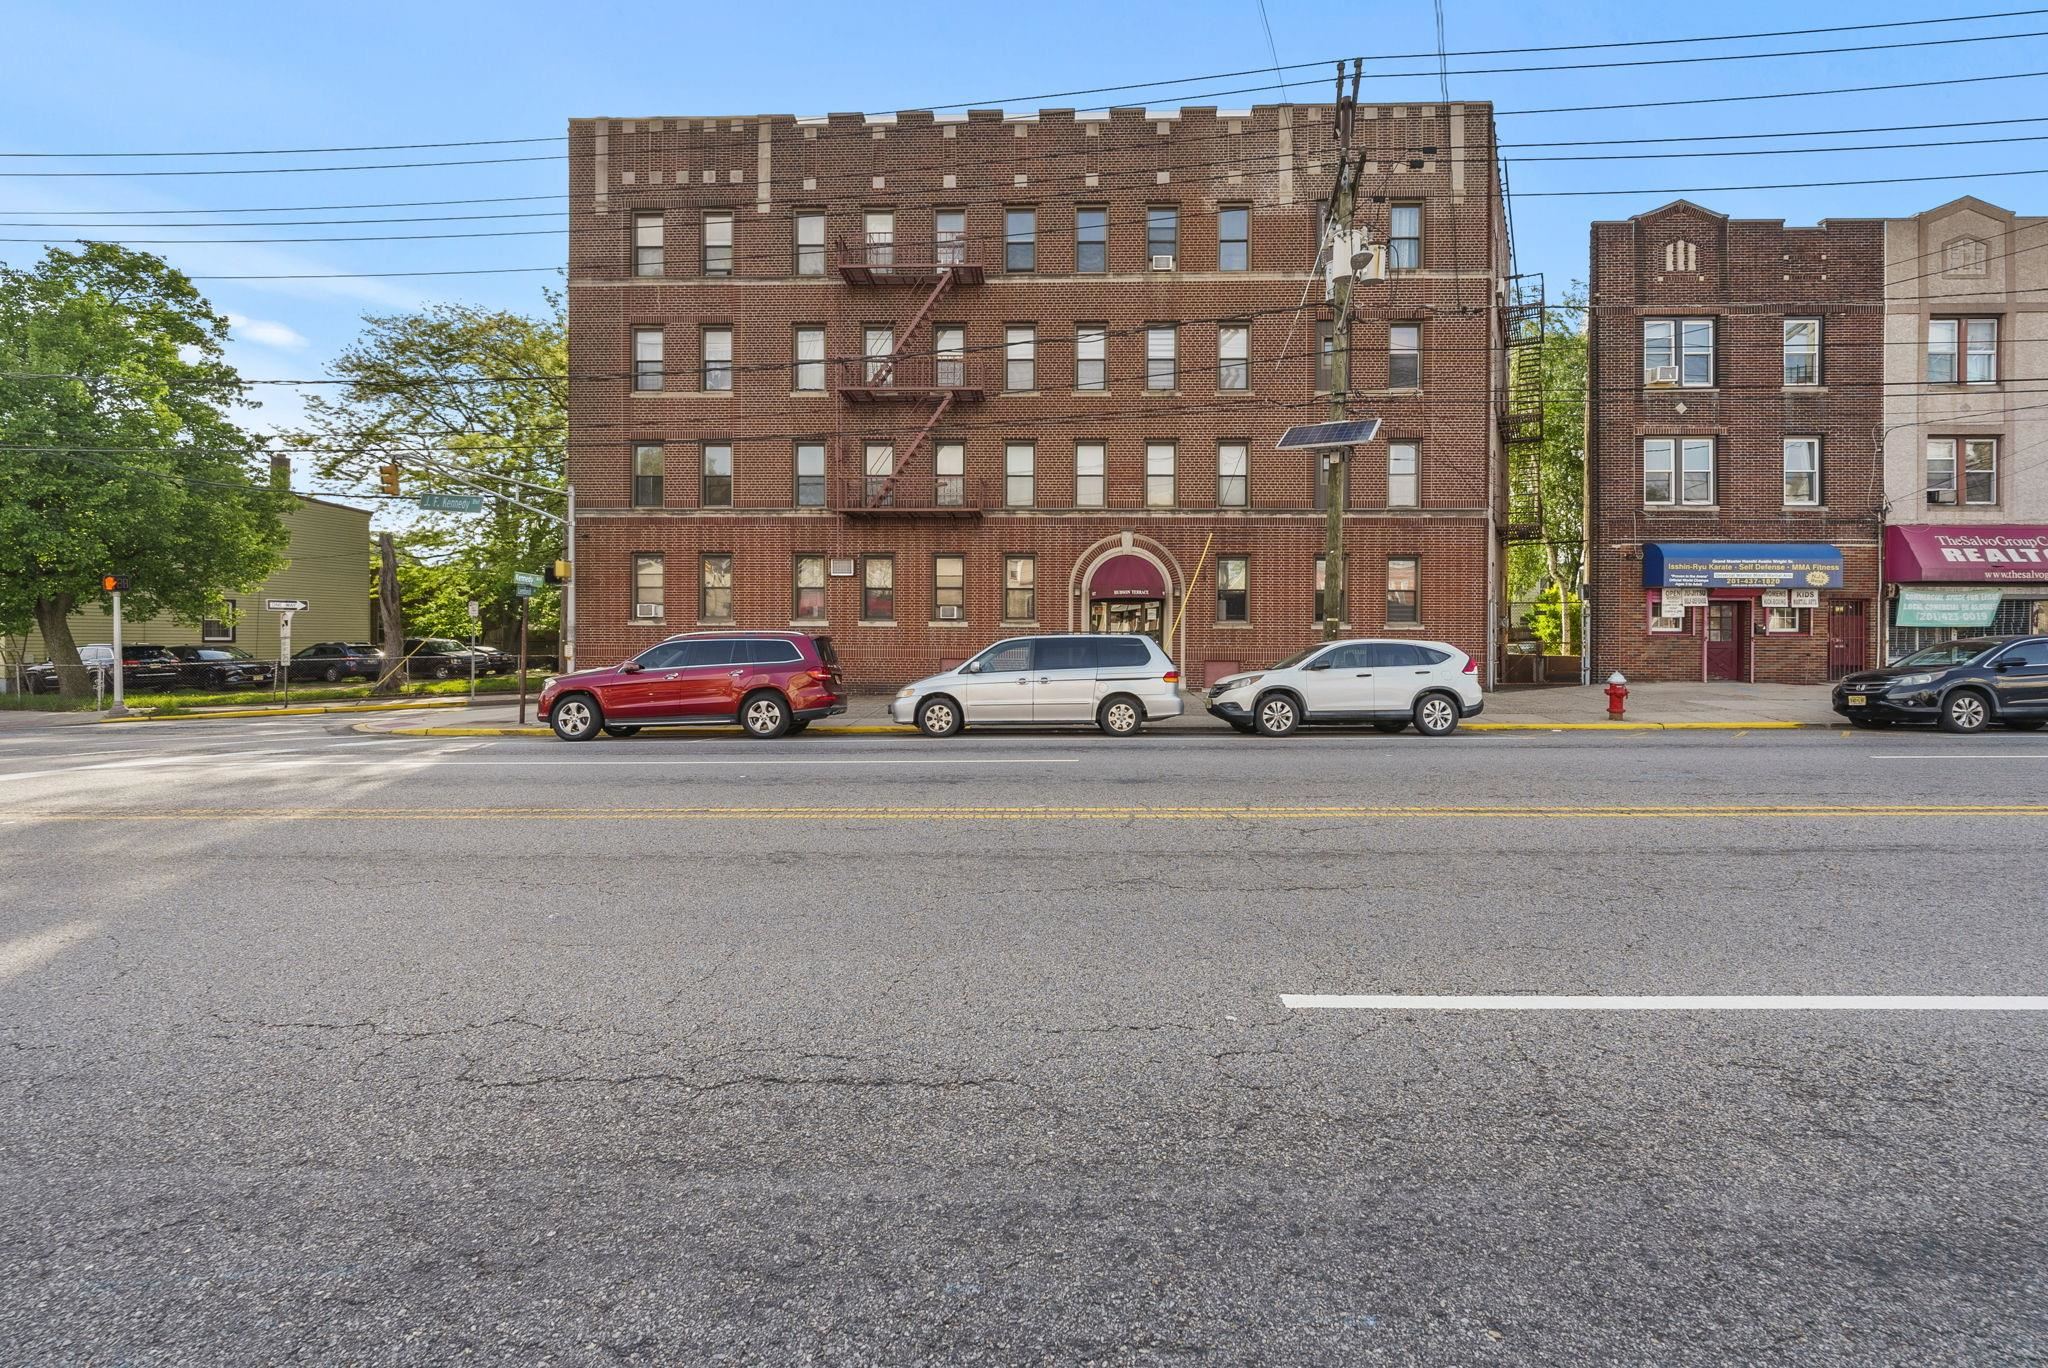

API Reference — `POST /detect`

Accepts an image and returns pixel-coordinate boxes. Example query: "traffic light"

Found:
[378,463,401,497]
[542,559,572,585]
[102,574,128,593]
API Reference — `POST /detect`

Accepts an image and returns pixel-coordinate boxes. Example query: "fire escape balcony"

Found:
[834,354,987,403]
[833,233,985,286]
[829,473,997,518]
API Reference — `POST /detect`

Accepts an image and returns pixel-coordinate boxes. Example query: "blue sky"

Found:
[5,0,2046,455]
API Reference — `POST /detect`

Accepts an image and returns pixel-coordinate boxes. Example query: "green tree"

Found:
[0,244,287,697]
[289,298,566,652]
[1507,287,1588,653]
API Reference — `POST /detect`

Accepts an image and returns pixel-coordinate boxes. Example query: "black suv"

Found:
[402,637,475,681]
[290,642,383,682]
[25,644,184,693]
[1833,635,2048,733]
[167,645,274,690]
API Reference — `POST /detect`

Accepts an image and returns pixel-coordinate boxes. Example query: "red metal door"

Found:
[1827,600,1869,681]
[1705,602,1748,682]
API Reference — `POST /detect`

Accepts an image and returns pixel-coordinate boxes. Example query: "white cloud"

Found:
[226,313,309,350]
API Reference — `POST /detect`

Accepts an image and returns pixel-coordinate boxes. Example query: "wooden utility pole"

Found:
[1322,60,1363,641]
[374,532,403,695]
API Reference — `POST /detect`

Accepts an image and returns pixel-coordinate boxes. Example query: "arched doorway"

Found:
[1084,552,1169,646]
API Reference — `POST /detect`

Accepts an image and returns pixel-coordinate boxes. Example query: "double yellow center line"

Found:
[14,803,2048,822]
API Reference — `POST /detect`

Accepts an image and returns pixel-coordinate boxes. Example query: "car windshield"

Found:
[1895,640,1998,668]
[1265,645,1325,671]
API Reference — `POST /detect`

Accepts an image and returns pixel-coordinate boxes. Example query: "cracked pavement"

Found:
[0,719,2044,1364]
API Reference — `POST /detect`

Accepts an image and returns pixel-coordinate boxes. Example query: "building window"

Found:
[1643,437,1714,506]
[863,326,894,385]
[701,327,732,391]
[793,554,826,620]
[633,327,663,391]
[864,443,894,504]
[1388,440,1418,507]
[1389,203,1421,270]
[1218,205,1249,271]
[1928,318,1999,384]
[633,212,663,276]
[201,601,236,642]
[1005,207,1036,272]
[1076,207,1107,273]
[861,555,894,621]
[1145,326,1177,391]
[633,442,663,507]
[1783,437,1820,506]
[1764,605,1808,635]
[864,210,894,266]
[794,442,826,508]
[1316,319,1334,392]
[699,554,733,622]
[793,327,826,391]
[1147,206,1178,265]
[934,554,965,620]
[1783,318,1820,386]
[1314,555,1345,621]
[1005,325,1035,391]
[1644,318,1714,387]
[1005,442,1035,507]
[1216,556,1249,622]
[1388,323,1420,389]
[1217,442,1248,507]
[1386,556,1420,625]
[1217,323,1249,390]
[702,210,733,276]
[701,443,732,507]
[1075,442,1105,507]
[1075,324,1107,390]
[935,325,965,387]
[935,442,965,506]
[1313,452,1344,511]
[795,211,826,275]
[1927,436,1997,505]
[633,553,663,620]
[936,209,966,265]
[1146,442,1176,507]
[1005,555,1035,621]
[1647,593,1689,633]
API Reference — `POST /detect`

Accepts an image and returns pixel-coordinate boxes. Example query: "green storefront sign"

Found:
[1895,586,2003,628]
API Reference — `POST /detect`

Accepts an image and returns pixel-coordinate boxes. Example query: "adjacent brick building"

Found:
[1587,201,1885,684]
[565,101,1513,686]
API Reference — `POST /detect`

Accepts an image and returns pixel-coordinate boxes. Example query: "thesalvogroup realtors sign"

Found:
[1884,526,2048,584]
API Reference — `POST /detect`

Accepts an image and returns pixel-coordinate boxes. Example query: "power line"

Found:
[1498,64,2048,117]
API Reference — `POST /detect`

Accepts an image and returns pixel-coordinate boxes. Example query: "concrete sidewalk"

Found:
[351,681,1841,736]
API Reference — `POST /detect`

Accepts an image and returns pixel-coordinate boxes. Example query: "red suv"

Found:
[540,631,844,741]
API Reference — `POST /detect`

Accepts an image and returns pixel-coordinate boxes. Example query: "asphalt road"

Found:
[2,717,2045,1365]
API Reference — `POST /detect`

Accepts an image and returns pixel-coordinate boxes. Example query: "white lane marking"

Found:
[1872,753,2048,760]
[0,919,98,984]
[1282,994,2048,1011]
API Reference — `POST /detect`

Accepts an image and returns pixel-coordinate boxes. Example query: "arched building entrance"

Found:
[1071,535,1184,658]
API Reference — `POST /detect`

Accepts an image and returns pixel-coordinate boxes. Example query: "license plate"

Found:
[1846,694,1867,707]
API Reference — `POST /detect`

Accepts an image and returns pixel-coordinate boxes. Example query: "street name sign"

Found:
[418,492,485,513]
[513,571,543,588]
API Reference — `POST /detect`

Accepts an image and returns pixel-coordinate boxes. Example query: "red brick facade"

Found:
[566,103,1509,686]
[1587,202,1886,684]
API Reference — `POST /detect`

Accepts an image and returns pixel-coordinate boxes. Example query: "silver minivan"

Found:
[892,634,1185,736]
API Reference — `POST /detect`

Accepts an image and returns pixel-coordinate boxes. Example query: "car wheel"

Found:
[323,665,341,682]
[602,725,641,738]
[741,691,791,739]
[916,695,962,738]
[1255,692,1300,737]
[432,663,453,681]
[1938,689,1991,734]
[1098,694,1143,737]
[1373,720,1408,734]
[550,694,602,742]
[1413,692,1461,737]
[2004,718,2045,732]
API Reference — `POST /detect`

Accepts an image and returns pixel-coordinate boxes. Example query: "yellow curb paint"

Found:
[369,720,1818,739]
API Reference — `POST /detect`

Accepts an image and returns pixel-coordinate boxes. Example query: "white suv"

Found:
[893,634,1184,736]
[1205,638,1483,737]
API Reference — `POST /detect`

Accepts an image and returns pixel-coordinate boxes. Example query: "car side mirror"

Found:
[620,661,643,674]
[962,661,981,674]
[1304,658,1330,671]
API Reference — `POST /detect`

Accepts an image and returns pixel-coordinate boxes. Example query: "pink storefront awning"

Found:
[1088,554,1168,599]
[1886,525,2048,583]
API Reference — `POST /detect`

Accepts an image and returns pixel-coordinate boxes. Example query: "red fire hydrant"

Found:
[1605,671,1629,720]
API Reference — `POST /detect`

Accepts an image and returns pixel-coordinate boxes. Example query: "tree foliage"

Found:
[1507,286,1589,651]
[289,298,566,650]
[0,244,287,695]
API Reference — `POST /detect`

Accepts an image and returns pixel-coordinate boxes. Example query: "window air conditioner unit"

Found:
[634,603,662,619]
[829,558,856,577]
[1645,366,1680,387]
[938,604,962,621]
[1927,489,1957,506]
[1150,254,1176,271]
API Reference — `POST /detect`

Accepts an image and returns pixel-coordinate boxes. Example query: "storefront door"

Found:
[1090,599,1164,643]
[1705,602,1748,681]
[1826,600,1868,681]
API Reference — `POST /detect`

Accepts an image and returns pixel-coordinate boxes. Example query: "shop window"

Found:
[1647,593,1688,633]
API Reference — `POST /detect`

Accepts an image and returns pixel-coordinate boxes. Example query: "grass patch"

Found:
[7,671,551,716]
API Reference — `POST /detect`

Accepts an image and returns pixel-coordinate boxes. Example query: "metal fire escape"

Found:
[1501,272,1547,543]
[831,229,989,516]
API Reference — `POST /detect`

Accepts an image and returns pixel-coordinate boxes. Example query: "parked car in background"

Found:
[24,644,184,693]
[892,634,1184,737]
[1206,639,1484,737]
[466,643,515,676]
[166,645,275,690]
[402,637,478,681]
[1832,635,2048,734]
[290,642,383,683]
[541,631,844,740]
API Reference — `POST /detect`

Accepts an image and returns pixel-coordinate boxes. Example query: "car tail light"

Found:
[1462,658,1478,674]
[807,669,836,685]
[1162,670,1179,684]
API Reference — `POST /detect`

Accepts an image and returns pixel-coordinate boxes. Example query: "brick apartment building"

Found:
[1587,201,1885,684]
[564,101,1513,686]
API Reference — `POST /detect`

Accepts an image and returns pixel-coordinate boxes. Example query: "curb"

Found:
[103,698,481,723]
[366,718,1828,739]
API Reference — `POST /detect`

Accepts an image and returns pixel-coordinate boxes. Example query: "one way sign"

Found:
[266,598,309,612]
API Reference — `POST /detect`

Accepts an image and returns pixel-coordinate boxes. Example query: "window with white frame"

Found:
[793,327,826,391]
[1764,605,1807,634]
[861,555,894,621]
[863,326,894,385]
[1216,442,1248,507]
[1643,318,1714,387]
[1074,443,1105,507]
[1927,436,1997,505]
[1643,437,1715,506]
[935,442,965,506]
[792,554,826,620]
[1388,323,1420,389]
[933,554,965,621]
[1385,556,1420,625]
[1147,206,1178,264]
[1217,323,1249,390]
[1006,443,1035,506]
[1005,326,1035,391]
[702,211,733,276]
[794,211,826,275]
[794,442,826,507]
[935,325,965,387]
[1145,442,1176,507]
[633,327,663,391]
[936,209,966,265]
[201,601,237,642]
[1005,207,1036,272]
[864,210,894,266]
[1388,440,1418,508]
[1145,326,1176,391]
[1783,437,1820,506]
[1005,554,1035,620]
[633,553,664,619]
[700,554,733,621]
[1929,318,1999,384]
[633,442,663,507]
[1783,318,1819,386]
[1647,593,1688,633]
[701,327,732,391]
[1388,203,1421,270]
[633,212,663,277]
[864,443,894,504]
[1966,318,1998,383]
[1216,556,1249,622]
[1218,206,1249,271]
[1075,324,1107,390]
[700,443,732,507]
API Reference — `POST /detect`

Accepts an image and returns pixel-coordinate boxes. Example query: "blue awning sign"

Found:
[1642,542,1844,590]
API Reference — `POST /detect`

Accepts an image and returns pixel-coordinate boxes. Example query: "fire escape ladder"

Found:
[891,268,958,363]
[871,392,956,506]
[1501,273,1547,542]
